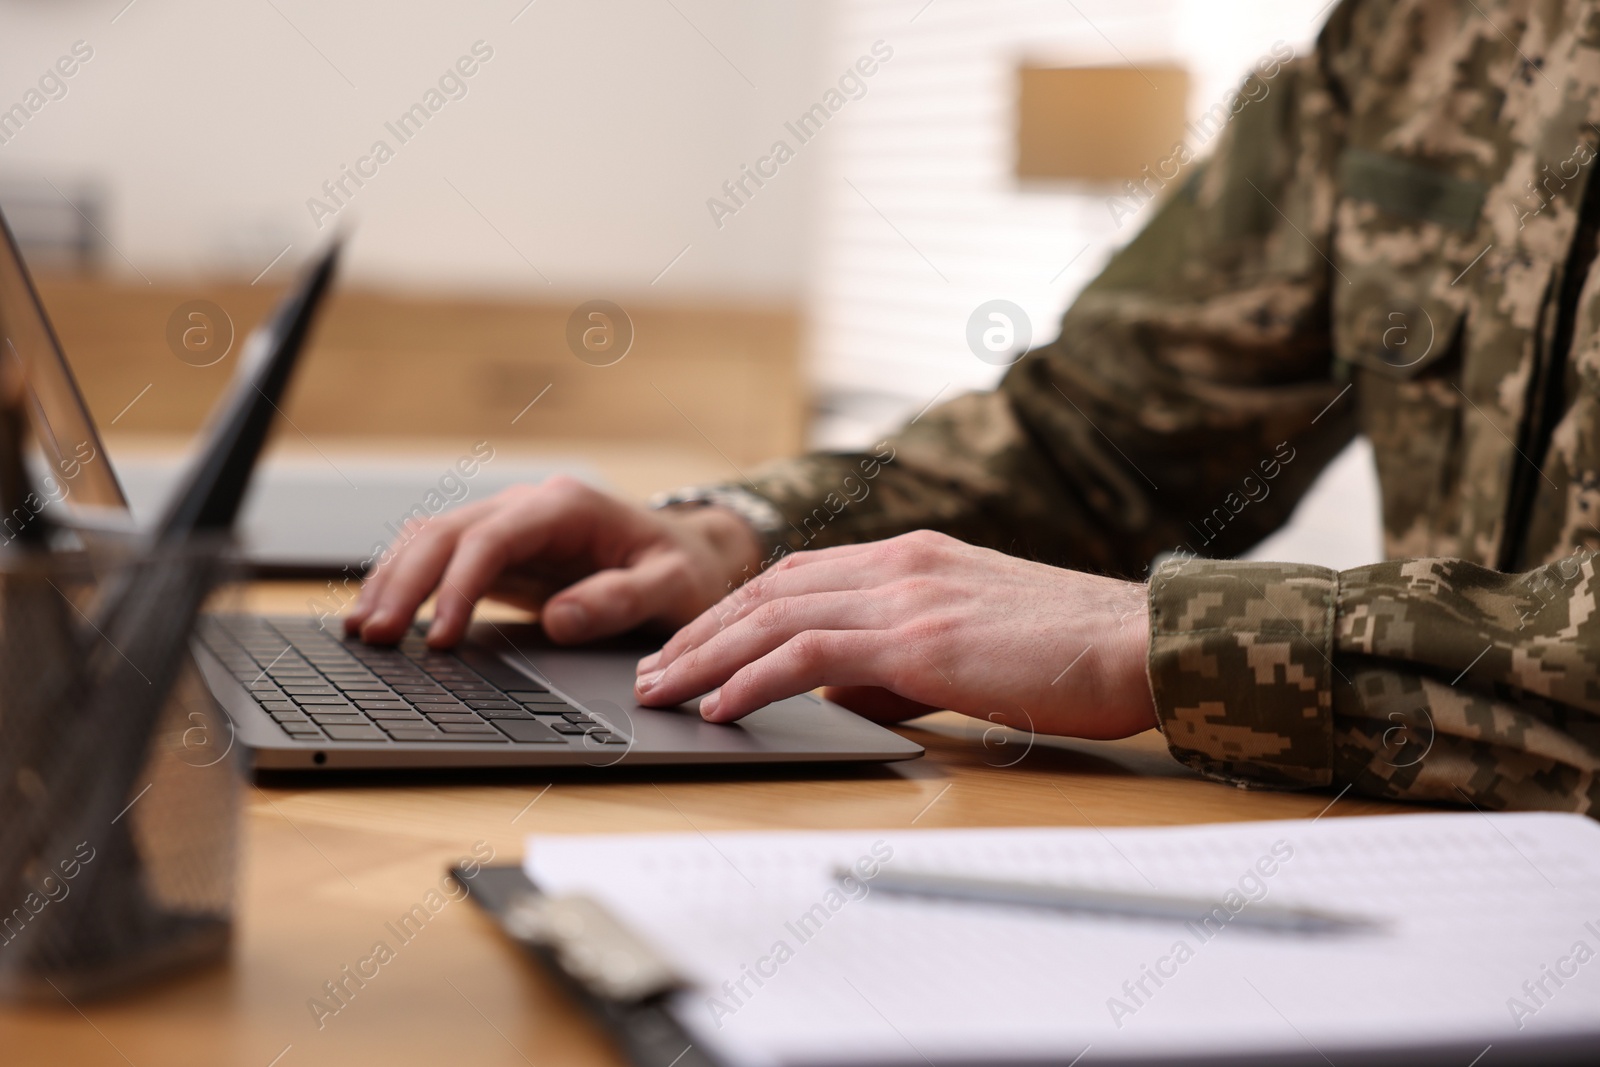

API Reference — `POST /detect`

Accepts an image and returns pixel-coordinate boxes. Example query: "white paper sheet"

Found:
[525,813,1600,1066]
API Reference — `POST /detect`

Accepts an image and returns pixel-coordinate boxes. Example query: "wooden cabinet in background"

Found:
[33,275,805,467]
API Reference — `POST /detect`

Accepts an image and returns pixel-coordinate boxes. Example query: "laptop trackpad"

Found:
[476,622,918,760]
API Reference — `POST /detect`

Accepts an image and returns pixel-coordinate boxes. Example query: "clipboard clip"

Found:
[501,891,684,1004]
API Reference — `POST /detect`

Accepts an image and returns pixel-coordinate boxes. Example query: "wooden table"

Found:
[0,582,1424,1066]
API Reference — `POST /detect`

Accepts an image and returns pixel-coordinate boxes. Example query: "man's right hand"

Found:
[343,476,764,648]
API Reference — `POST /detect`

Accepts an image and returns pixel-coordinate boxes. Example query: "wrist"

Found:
[650,484,784,590]
[672,505,764,589]
[701,505,765,584]
[1107,582,1158,732]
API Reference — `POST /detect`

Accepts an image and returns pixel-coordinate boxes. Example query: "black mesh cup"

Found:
[0,538,240,1001]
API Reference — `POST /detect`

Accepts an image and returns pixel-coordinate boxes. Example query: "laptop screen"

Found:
[0,205,128,514]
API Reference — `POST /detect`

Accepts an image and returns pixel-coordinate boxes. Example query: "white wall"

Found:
[0,0,825,302]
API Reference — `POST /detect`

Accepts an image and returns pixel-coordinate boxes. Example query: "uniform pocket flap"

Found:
[1333,148,1480,379]
[1334,286,1465,380]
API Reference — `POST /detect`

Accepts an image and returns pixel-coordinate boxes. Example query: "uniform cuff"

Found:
[1147,559,1338,789]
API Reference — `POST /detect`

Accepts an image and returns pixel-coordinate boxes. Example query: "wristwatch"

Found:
[649,484,790,562]
[650,485,786,534]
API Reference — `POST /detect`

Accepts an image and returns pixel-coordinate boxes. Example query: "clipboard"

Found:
[454,864,722,1067]
[461,816,1600,1067]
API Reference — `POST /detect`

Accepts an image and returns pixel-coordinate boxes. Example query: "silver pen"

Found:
[843,868,1379,933]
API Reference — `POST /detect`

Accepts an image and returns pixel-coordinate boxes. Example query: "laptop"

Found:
[0,207,924,773]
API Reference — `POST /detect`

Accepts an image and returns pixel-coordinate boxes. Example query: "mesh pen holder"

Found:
[0,538,239,1002]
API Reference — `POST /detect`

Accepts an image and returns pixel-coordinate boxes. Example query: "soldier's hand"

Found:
[633,530,1157,739]
[344,477,763,648]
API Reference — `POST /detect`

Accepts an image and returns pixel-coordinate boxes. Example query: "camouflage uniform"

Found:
[677,0,1600,814]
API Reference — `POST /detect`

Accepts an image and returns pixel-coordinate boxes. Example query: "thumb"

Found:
[542,553,701,644]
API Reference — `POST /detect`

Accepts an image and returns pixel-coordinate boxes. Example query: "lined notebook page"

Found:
[525,813,1600,1066]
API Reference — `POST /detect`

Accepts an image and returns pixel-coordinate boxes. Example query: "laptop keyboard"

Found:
[199,616,628,746]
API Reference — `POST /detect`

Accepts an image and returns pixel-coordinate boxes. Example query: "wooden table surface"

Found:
[0,582,1425,1067]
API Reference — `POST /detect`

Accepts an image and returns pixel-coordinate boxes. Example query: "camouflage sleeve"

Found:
[711,7,1377,580]
[1149,554,1600,815]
